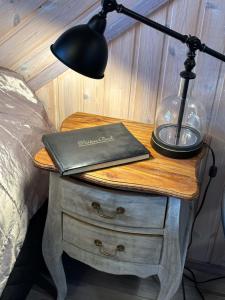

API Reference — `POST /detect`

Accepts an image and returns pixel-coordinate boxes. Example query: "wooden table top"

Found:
[34,112,203,200]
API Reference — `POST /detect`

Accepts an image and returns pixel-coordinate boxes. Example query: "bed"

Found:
[0,68,51,297]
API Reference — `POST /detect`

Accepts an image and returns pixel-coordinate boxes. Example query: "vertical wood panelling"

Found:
[156,0,202,104]
[208,63,225,266]
[128,6,168,123]
[34,0,225,267]
[57,71,84,126]
[82,76,105,116]
[103,29,136,119]
[35,78,59,128]
[211,223,225,266]
[192,0,225,123]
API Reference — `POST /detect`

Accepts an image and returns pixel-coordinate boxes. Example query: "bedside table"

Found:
[34,112,203,300]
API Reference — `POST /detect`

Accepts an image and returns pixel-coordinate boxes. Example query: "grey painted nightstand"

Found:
[34,113,202,300]
[42,173,194,300]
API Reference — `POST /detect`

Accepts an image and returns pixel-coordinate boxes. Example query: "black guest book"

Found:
[42,123,150,176]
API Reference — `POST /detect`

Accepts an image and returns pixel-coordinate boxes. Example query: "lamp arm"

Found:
[117,4,188,44]
[201,44,225,62]
[101,0,225,63]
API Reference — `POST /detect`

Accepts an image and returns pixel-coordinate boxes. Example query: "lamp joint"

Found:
[101,0,118,14]
[186,35,203,52]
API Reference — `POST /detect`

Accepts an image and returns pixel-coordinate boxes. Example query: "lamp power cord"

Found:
[181,143,225,300]
[188,143,217,250]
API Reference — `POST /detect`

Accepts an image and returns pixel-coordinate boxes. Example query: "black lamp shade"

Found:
[51,16,108,79]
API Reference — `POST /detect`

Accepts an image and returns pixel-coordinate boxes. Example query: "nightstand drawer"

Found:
[63,214,163,265]
[61,177,167,229]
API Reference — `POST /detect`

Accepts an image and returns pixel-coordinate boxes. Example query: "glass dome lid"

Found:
[151,79,206,159]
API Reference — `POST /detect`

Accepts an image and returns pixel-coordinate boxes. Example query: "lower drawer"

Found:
[63,214,163,265]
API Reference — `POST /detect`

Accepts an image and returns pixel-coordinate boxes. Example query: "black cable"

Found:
[184,273,194,282]
[188,143,217,250]
[184,273,225,284]
[182,143,217,300]
[205,142,216,166]
[197,276,225,283]
[185,267,205,300]
[188,176,212,249]
[182,278,186,300]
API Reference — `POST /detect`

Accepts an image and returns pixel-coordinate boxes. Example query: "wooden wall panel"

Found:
[35,78,59,128]
[0,0,46,38]
[157,0,202,103]
[82,76,105,116]
[57,71,84,126]
[208,62,225,267]
[103,29,136,119]
[192,0,225,123]
[128,6,168,123]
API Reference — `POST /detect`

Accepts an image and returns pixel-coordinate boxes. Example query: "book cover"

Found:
[42,123,150,175]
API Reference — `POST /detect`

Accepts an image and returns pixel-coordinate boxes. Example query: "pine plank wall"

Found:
[1,0,225,270]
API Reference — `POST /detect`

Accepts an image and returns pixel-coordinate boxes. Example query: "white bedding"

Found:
[0,68,51,294]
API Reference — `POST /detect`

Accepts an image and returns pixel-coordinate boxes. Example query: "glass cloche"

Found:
[151,79,206,158]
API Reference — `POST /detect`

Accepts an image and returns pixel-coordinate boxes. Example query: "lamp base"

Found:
[151,129,203,159]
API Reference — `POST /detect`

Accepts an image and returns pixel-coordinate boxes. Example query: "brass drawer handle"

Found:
[94,240,125,258]
[91,202,125,219]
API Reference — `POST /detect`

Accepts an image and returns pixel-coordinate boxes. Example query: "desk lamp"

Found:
[50,0,225,159]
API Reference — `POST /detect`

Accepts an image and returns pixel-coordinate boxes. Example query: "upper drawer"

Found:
[61,177,167,229]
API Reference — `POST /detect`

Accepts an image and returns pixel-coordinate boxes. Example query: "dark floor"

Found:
[26,255,225,300]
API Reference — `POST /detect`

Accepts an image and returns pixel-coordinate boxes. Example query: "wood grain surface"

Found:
[34,112,203,200]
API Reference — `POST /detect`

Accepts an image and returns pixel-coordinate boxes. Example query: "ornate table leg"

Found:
[157,198,194,300]
[42,173,67,300]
